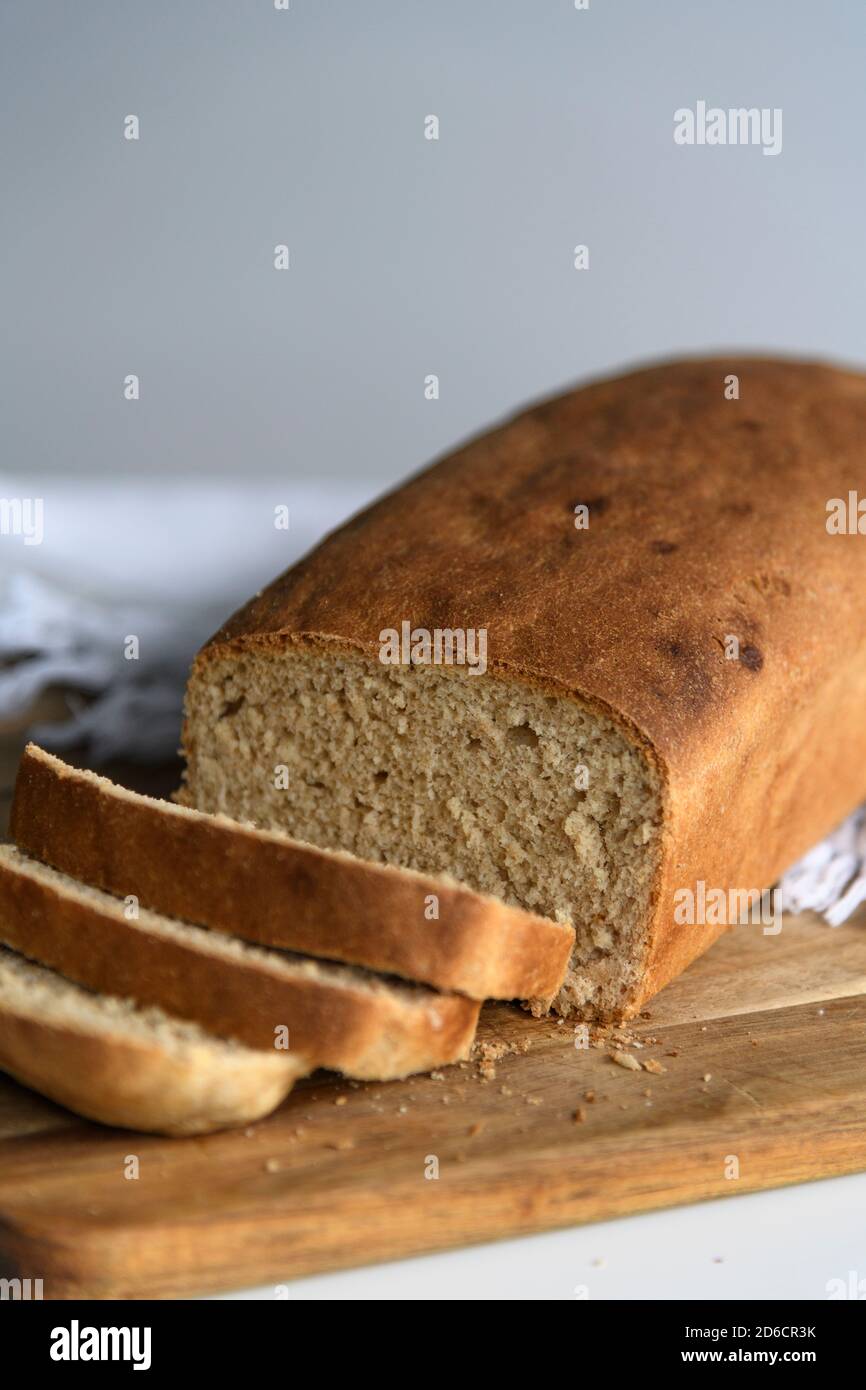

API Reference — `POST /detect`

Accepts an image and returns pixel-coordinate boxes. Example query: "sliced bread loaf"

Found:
[179,358,866,1021]
[11,743,573,1003]
[0,945,305,1135]
[0,845,480,1080]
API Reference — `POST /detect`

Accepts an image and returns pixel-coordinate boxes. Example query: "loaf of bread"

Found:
[0,845,480,1080]
[0,945,306,1135]
[12,745,573,1003]
[181,358,866,1020]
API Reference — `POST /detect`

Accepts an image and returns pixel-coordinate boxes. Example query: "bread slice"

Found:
[0,845,480,1081]
[11,744,573,1003]
[0,945,305,1135]
[178,358,866,1021]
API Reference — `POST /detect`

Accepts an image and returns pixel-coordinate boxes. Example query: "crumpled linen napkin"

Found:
[0,475,373,761]
[0,570,213,761]
[778,808,866,927]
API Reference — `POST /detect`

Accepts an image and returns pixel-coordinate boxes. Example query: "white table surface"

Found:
[217,1170,866,1300]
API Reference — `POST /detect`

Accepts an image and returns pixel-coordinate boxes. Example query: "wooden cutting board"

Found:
[1,905,865,1299]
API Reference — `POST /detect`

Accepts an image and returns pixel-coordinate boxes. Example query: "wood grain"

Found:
[1,911,864,1299]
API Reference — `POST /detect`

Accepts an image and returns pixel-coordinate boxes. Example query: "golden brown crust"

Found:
[189,357,866,1015]
[11,745,573,1003]
[0,983,303,1136]
[0,847,481,1081]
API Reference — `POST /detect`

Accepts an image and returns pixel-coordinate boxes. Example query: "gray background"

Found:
[2,2,866,1302]
[2,0,864,484]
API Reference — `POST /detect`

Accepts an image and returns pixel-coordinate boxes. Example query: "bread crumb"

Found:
[666,1049,679,1057]
[703,1073,712,1082]
[264,1158,281,1173]
[610,1050,641,1072]
[643,1058,666,1075]
[327,1138,355,1151]
[583,1089,596,1103]
[471,1036,530,1081]
[526,1095,542,1106]
[335,1095,348,1106]
[468,1122,484,1136]
[573,1107,586,1123]
[593,1023,645,1052]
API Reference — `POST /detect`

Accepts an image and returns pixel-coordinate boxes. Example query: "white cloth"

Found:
[0,476,374,761]
[0,570,207,761]
[778,808,866,928]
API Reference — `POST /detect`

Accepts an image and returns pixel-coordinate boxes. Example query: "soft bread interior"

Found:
[182,647,662,1018]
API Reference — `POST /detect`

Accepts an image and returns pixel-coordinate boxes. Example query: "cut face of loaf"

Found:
[183,648,662,1019]
[0,945,305,1135]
